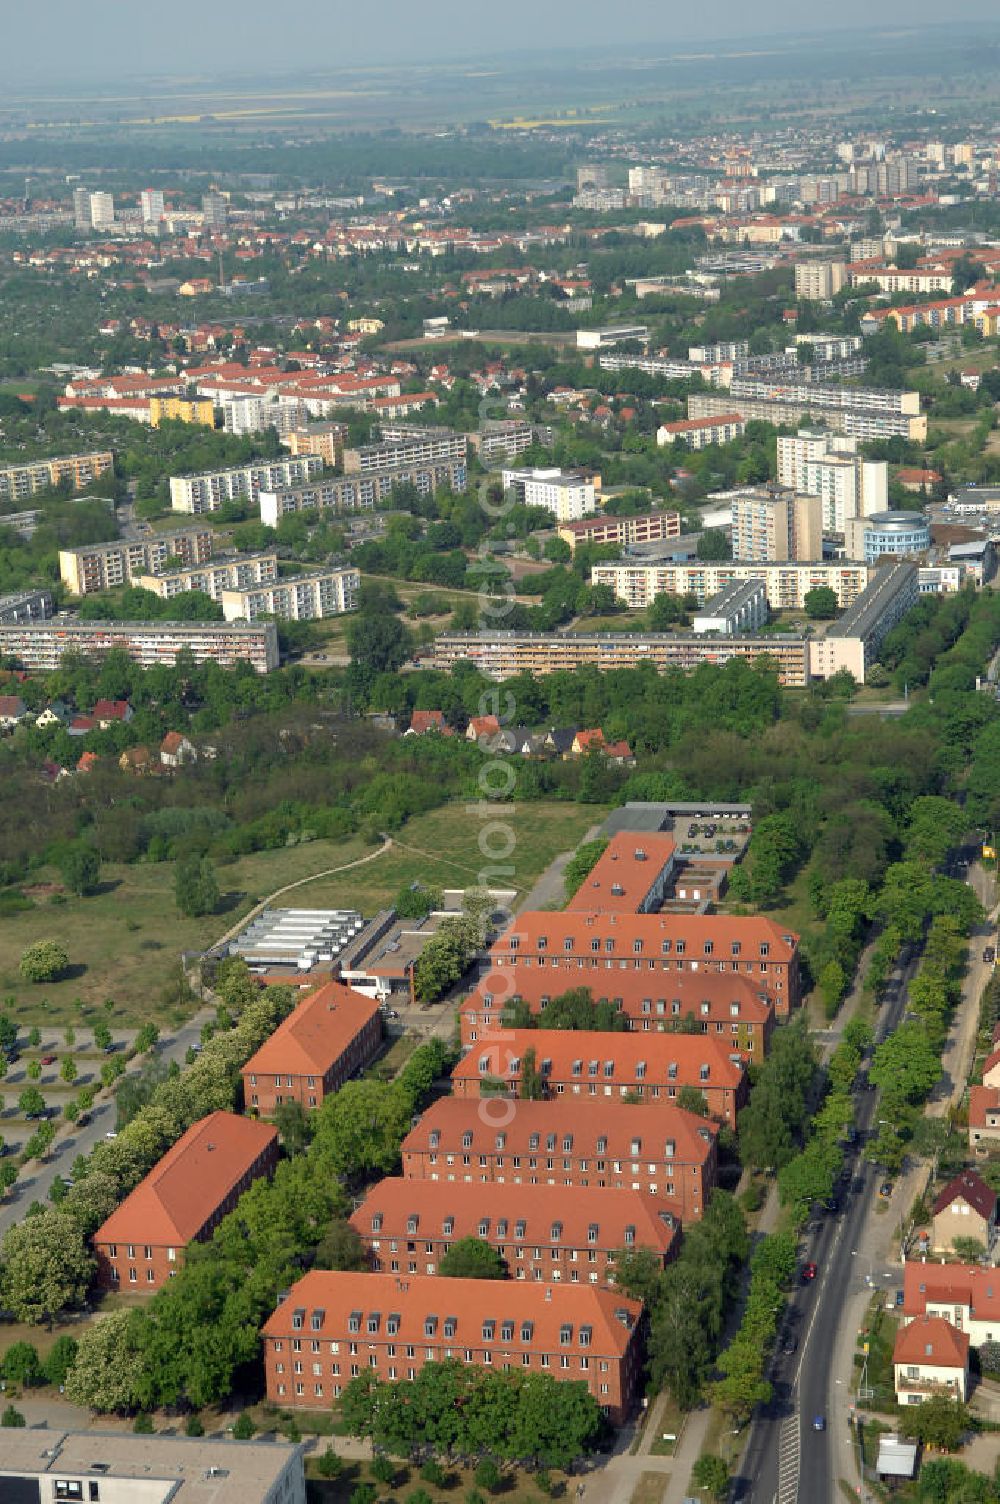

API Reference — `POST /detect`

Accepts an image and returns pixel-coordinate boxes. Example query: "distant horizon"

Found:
[4,8,1000,89]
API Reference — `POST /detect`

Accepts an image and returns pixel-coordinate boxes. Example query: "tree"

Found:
[174,855,220,918]
[19,940,69,983]
[271,1099,312,1156]
[563,839,610,899]
[900,1394,971,1451]
[0,1211,95,1323]
[65,1311,144,1411]
[17,1086,45,1118]
[474,1460,502,1492]
[314,1219,369,1271]
[42,1334,79,1388]
[803,587,839,620]
[232,1412,256,1440]
[347,612,414,701]
[952,1236,986,1263]
[93,1023,112,1052]
[2,1341,43,1387]
[691,1455,730,1501]
[520,1047,545,1101]
[677,1084,709,1117]
[1,1405,25,1427]
[59,845,102,897]
[438,1237,507,1280]
[696,529,731,562]
[60,1057,77,1085]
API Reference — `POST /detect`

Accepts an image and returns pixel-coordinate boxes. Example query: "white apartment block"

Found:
[729,377,920,417]
[657,414,746,450]
[590,560,870,612]
[0,450,114,503]
[140,188,165,223]
[688,392,926,445]
[59,528,214,595]
[134,552,279,601]
[794,261,846,300]
[731,490,823,564]
[777,430,888,531]
[220,395,307,437]
[576,325,649,350]
[500,467,596,522]
[89,191,115,228]
[221,567,360,622]
[809,562,919,684]
[0,618,279,674]
[343,429,467,475]
[169,457,323,514]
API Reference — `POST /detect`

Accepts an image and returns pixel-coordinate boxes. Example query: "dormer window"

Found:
[703,942,713,956]
[501,1321,514,1342]
[759,943,770,958]
[311,1309,325,1332]
[292,1308,305,1331]
[515,1220,526,1239]
[367,1314,380,1335]
[624,1225,636,1246]
[479,1218,490,1237]
[559,1324,573,1346]
[587,1223,599,1244]
[443,1217,455,1236]
[562,1135,573,1152]
[407,1215,419,1235]
[348,1311,361,1334]
[425,1316,438,1337]
[551,1222,563,1243]
[387,1314,400,1335]
[371,1213,383,1233]
[444,1317,457,1339]
[482,1320,496,1341]
[462,1131,473,1149]
[429,1130,441,1149]
[521,1321,534,1341]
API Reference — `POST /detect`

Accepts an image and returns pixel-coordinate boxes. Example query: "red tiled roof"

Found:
[95,1111,276,1248]
[160,731,189,754]
[567,832,676,913]
[493,909,799,962]
[410,710,446,733]
[263,1270,641,1356]
[92,699,130,721]
[903,1261,1000,1321]
[660,414,745,434]
[401,1094,717,1164]
[465,963,773,1028]
[969,1084,1000,1127]
[894,1315,969,1368]
[453,1028,745,1093]
[932,1170,997,1221]
[241,980,381,1080]
[351,1177,681,1259]
[0,695,26,716]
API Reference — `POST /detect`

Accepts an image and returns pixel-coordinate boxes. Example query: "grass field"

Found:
[0,801,600,1026]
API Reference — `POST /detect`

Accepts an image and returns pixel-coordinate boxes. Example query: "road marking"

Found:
[777,1412,800,1504]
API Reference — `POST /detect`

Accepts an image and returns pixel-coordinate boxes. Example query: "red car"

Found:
[40,1055,57,1066]
[801,1261,818,1283]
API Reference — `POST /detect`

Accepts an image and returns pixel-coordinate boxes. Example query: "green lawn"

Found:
[0,801,598,1027]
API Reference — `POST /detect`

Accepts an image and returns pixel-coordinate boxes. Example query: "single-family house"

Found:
[931,1170,998,1257]
[34,701,71,729]
[160,731,197,768]
[408,710,447,735]
[572,729,605,756]
[92,699,133,729]
[76,751,101,774]
[0,695,28,729]
[119,745,153,775]
[893,1316,970,1405]
[968,1085,1000,1149]
[466,715,501,743]
[67,715,98,737]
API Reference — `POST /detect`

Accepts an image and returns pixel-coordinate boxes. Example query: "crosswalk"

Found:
[777,1412,800,1504]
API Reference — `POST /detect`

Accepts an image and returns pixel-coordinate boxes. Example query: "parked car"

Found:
[781,1334,798,1355]
[813,1415,826,1432]
[801,1261,818,1283]
[40,1054,56,1065]
[879,1181,893,1199]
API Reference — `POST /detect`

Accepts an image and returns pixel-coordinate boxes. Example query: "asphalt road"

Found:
[0,1010,212,1236]
[735,937,921,1504]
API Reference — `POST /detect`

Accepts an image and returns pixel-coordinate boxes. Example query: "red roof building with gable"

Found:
[452,1027,746,1123]
[489,909,800,1016]
[459,965,774,1063]
[400,1095,716,1223]
[263,1270,644,1422]
[241,980,382,1116]
[93,1111,278,1290]
[350,1176,680,1285]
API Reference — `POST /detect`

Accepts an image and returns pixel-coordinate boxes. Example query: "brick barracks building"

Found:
[452,1028,747,1124]
[241,981,382,1117]
[400,1097,717,1223]
[93,1112,278,1290]
[263,1271,644,1423]
[488,910,800,1016]
[350,1177,680,1285]
[459,967,775,1063]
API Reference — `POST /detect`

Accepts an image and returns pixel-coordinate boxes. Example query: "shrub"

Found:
[133,1413,154,1434]
[317,1448,343,1479]
[1,1404,25,1427]
[185,1413,205,1437]
[474,1460,502,1493]
[232,1412,256,1440]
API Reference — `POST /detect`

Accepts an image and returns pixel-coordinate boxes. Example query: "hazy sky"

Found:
[4,0,1000,80]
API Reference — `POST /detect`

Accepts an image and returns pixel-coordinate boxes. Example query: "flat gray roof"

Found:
[826,562,917,642]
[0,1429,303,1503]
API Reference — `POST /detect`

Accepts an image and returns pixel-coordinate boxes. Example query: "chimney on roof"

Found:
[207,1143,215,1151]
[545,1288,552,1301]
